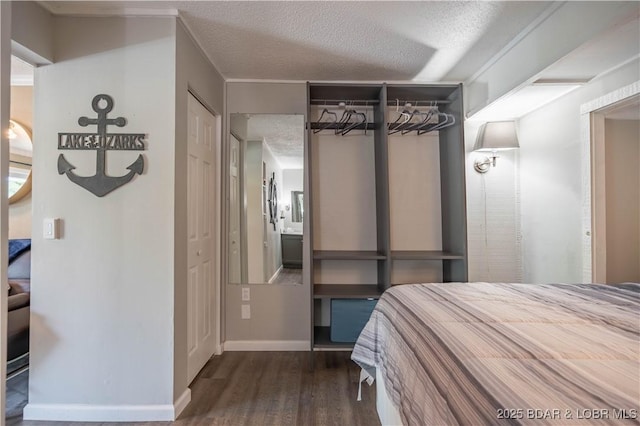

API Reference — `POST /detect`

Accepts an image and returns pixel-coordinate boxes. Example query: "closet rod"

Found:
[386,100,451,106]
[310,99,380,106]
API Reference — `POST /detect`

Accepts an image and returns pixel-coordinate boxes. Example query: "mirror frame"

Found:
[8,119,33,205]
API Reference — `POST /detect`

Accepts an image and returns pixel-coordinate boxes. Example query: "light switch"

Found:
[43,218,60,240]
[242,287,250,301]
[241,304,251,319]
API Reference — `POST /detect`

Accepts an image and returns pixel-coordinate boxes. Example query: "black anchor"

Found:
[58,94,144,197]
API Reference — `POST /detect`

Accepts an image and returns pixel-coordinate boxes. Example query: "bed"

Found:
[351,282,640,425]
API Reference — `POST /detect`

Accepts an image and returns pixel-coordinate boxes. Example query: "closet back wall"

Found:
[224,82,310,347]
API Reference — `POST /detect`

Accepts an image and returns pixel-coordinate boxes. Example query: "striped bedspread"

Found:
[351,283,640,425]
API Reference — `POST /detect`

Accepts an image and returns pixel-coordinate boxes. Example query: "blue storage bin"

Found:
[330,298,378,343]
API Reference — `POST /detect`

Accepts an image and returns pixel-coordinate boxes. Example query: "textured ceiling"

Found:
[43,1,551,82]
[245,114,305,170]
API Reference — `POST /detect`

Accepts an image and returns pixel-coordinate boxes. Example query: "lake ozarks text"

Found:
[58,133,145,150]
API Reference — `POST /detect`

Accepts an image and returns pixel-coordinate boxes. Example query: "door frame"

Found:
[580,80,640,283]
[0,2,12,418]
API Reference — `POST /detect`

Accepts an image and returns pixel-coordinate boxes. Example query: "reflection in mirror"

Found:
[228,114,304,285]
[291,191,303,223]
[8,120,33,204]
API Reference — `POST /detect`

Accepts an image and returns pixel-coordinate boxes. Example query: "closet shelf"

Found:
[313,250,387,260]
[314,284,382,299]
[313,326,355,349]
[391,250,465,260]
[310,99,380,106]
[385,99,451,106]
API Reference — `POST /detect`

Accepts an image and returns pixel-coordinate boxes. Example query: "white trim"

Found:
[11,41,53,67]
[580,80,640,283]
[312,347,352,352]
[215,112,223,356]
[23,402,182,422]
[591,54,640,84]
[10,75,33,86]
[38,2,179,17]
[224,340,310,351]
[579,81,640,115]
[268,265,283,284]
[174,388,191,419]
[176,15,227,82]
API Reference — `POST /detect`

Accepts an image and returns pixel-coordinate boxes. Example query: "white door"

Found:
[187,93,216,383]
[229,135,241,283]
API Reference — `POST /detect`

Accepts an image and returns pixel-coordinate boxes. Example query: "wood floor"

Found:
[271,268,303,285]
[7,351,380,426]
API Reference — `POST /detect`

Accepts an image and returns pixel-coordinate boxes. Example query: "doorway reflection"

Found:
[228,114,304,285]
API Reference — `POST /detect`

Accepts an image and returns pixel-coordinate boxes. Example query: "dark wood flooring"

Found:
[271,268,303,285]
[7,351,380,426]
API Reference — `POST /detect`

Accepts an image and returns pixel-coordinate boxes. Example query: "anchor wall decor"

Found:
[57,94,145,197]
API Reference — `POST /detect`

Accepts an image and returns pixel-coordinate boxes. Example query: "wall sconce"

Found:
[473,121,520,173]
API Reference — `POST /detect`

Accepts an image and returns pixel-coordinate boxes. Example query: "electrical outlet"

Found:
[242,287,250,301]
[241,304,251,319]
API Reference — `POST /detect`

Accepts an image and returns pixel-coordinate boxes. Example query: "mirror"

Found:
[8,120,32,204]
[291,191,303,223]
[228,114,305,285]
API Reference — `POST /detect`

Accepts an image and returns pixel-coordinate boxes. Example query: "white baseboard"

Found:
[224,340,310,351]
[174,388,191,418]
[268,265,283,284]
[23,395,190,422]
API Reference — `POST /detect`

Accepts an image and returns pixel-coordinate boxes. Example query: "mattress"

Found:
[352,282,640,426]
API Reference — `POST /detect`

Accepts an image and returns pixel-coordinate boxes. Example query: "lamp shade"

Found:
[473,121,519,152]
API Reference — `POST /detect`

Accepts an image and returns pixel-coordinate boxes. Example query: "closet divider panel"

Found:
[374,84,391,290]
[439,85,468,282]
[306,82,314,350]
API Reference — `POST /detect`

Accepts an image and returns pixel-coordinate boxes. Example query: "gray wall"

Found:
[518,59,640,283]
[174,20,224,400]
[224,82,310,343]
[27,16,178,419]
[11,1,53,64]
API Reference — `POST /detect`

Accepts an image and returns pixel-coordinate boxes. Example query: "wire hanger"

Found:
[416,103,455,134]
[313,106,338,134]
[341,110,367,135]
[388,100,414,135]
